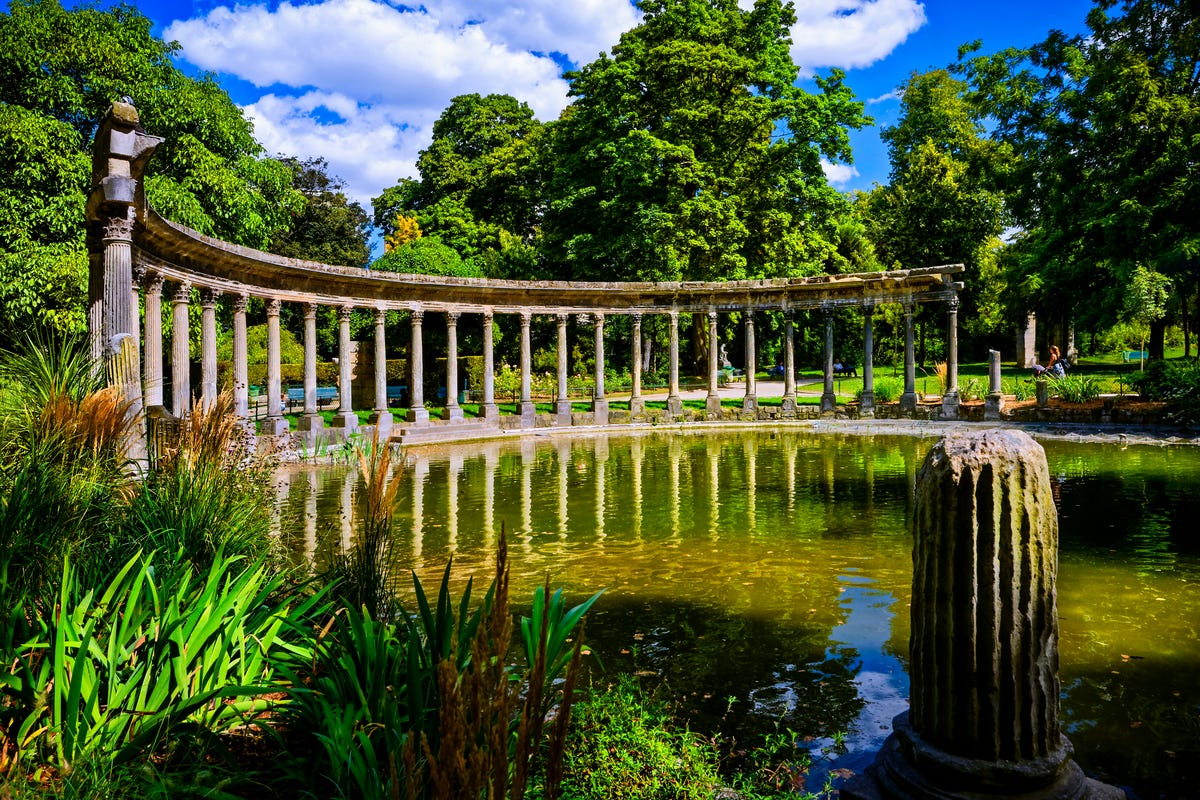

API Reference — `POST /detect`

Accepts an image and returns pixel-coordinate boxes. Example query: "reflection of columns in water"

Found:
[707,439,721,539]
[784,436,797,517]
[823,445,836,505]
[340,469,355,552]
[669,437,682,542]
[520,441,535,551]
[595,437,608,541]
[744,437,757,534]
[631,436,644,538]
[304,469,318,565]
[271,469,290,540]
[483,444,498,546]
[447,453,462,547]
[556,440,570,538]
[411,455,428,559]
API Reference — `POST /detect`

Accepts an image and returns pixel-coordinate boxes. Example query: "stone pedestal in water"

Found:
[844,430,1124,800]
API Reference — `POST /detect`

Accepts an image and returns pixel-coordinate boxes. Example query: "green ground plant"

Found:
[1049,373,1103,404]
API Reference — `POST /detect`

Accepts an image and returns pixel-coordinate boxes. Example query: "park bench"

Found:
[833,362,858,377]
[285,386,338,410]
[1123,350,1149,362]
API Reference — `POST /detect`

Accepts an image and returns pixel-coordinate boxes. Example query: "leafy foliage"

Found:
[1129,358,1200,425]
[269,157,372,268]
[373,235,483,278]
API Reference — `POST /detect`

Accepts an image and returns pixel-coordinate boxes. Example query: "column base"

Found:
[330,411,357,431]
[842,713,1125,800]
[368,410,394,439]
[859,391,875,418]
[591,398,609,424]
[262,416,291,436]
[519,401,537,427]
[900,392,919,412]
[705,393,722,418]
[442,404,464,422]
[821,392,837,414]
[667,395,683,418]
[298,413,324,433]
[555,399,572,426]
[481,403,501,421]
[985,393,1004,421]
[940,392,960,420]
[742,396,758,416]
[780,395,797,417]
[629,397,646,417]
[408,406,430,426]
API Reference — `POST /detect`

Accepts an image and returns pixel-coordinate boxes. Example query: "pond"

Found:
[276,428,1200,798]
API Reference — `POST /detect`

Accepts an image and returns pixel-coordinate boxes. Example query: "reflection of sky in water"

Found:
[806,571,910,789]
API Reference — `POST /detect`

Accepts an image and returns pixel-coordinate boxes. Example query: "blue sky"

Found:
[127,0,1097,208]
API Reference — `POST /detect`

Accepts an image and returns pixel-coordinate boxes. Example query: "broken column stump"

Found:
[844,430,1124,799]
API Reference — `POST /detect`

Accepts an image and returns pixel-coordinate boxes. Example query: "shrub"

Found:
[552,675,720,800]
[372,236,482,278]
[1129,358,1200,425]
[1002,377,1034,401]
[859,376,903,403]
[1050,373,1102,403]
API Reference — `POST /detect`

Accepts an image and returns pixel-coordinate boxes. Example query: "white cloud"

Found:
[164,0,638,209]
[789,0,926,70]
[867,89,901,105]
[822,160,860,187]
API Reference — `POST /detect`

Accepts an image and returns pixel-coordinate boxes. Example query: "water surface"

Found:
[278,429,1200,798]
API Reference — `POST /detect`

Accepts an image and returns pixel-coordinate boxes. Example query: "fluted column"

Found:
[370,307,394,432]
[171,280,191,417]
[143,272,165,409]
[519,310,536,425]
[333,304,358,431]
[555,313,571,423]
[629,313,645,416]
[860,304,876,418]
[592,312,608,422]
[985,349,1004,421]
[130,262,145,370]
[199,288,219,412]
[231,293,250,420]
[443,311,463,422]
[848,430,1123,800]
[408,307,429,424]
[821,305,836,414]
[667,310,683,417]
[265,298,290,435]
[298,302,322,432]
[900,301,918,412]
[481,310,499,421]
[101,210,137,381]
[941,296,960,419]
[742,310,757,415]
[781,309,797,415]
[705,310,721,417]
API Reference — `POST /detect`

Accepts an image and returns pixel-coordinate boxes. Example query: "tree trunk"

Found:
[1149,318,1167,360]
[1183,290,1190,359]
[918,320,926,368]
[690,311,707,375]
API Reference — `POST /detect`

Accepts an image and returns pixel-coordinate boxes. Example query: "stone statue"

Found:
[719,342,731,369]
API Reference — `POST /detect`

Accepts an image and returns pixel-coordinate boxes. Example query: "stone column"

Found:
[781,310,797,415]
[821,306,836,414]
[861,304,876,418]
[705,310,722,417]
[408,308,429,425]
[265,298,289,435]
[630,313,645,416]
[985,349,1004,421]
[900,302,919,412]
[100,210,143,419]
[171,280,191,418]
[333,304,358,430]
[846,430,1123,800]
[555,313,572,424]
[130,262,145,373]
[481,310,499,421]
[298,302,322,433]
[370,307,394,433]
[143,272,165,409]
[941,296,960,419]
[743,310,758,415]
[231,293,249,420]
[1017,312,1037,369]
[443,311,463,422]
[592,312,608,422]
[519,310,536,425]
[667,310,683,418]
[199,288,219,412]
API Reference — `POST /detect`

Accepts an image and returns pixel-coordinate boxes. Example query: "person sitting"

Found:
[1032,345,1066,378]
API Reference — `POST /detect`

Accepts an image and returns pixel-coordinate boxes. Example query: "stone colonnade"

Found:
[86,101,966,444]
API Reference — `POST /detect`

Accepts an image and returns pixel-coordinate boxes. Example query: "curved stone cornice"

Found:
[135,207,963,314]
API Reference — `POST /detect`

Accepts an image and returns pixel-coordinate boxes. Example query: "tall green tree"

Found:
[372,93,545,277]
[956,0,1200,358]
[270,157,371,268]
[863,69,1010,354]
[541,0,869,283]
[0,0,302,346]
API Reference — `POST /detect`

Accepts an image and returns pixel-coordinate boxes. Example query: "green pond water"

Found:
[277,429,1200,798]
